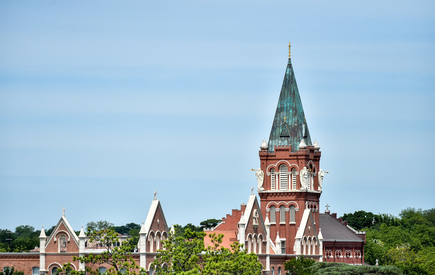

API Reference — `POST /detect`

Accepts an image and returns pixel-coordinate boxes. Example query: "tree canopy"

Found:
[151,228,262,274]
[344,208,435,275]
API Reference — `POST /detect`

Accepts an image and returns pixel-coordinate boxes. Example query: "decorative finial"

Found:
[289,42,291,59]
[153,191,157,200]
[325,204,330,214]
[251,186,254,195]
[62,207,66,217]
[284,116,286,123]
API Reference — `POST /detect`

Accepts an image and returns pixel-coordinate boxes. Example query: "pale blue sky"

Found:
[1,0,434,231]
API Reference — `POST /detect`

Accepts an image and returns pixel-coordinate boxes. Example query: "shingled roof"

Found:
[319,214,364,242]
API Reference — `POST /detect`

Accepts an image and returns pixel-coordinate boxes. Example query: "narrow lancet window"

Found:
[291,168,297,190]
[270,168,276,190]
[270,206,276,223]
[279,165,288,190]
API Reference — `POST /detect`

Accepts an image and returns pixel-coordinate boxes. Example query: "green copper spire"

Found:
[268,55,312,152]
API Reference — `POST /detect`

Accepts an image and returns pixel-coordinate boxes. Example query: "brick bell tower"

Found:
[258,44,323,256]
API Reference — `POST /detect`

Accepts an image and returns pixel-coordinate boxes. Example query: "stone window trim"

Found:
[54,230,71,242]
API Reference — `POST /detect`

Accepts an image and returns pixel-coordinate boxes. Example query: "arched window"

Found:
[308,164,313,190]
[258,235,262,254]
[270,168,276,190]
[270,206,276,223]
[253,235,258,254]
[51,267,58,275]
[279,165,288,190]
[156,233,161,251]
[98,267,106,274]
[279,206,286,223]
[291,168,297,190]
[3,267,11,274]
[271,267,274,275]
[278,267,282,275]
[32,267,39,275]
[290,205,295,223]
[247,235,252,253]
[59,235,67,252]
[307,237,311,255]
[148,232,154,252]
[149,267,153,275]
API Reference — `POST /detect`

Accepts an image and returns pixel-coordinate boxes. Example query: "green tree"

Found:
[199,219,221,230]
[151,229,262,274]
[151,228,205,274]
[284,256,315,275]
[202,233,262,275]
[67,228,143,275]
[0,267,25,275]
[86,220,115,232]
[342,210,377,230]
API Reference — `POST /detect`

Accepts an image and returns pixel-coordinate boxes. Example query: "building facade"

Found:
[0,49,365,275]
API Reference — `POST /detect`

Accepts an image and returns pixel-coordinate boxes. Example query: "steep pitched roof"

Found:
[46,214,79,247]
[268,58,312,152]
[142,197,168,234]
[319,214,364,242]
[243,193,267,234]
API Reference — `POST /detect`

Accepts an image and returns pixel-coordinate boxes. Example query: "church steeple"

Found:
[268,48,311,152]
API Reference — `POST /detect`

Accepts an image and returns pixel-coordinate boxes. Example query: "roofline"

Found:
[323,239,364,242]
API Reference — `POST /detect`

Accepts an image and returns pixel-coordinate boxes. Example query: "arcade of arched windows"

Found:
[301,236,318,255]
[268,164,299,191]
[267,202,299,224]
[267,163,320,192]
[324,249,362,261]
[246,234,264,254]
[147,231,168,253]
[305,201,318,213]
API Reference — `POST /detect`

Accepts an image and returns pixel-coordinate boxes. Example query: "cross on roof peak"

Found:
[62,207,66,217]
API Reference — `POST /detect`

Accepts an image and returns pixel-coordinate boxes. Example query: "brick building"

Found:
[0,48,365,275]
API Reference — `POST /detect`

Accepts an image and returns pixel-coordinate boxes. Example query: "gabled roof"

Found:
[319,214,364,242]
[142,198,168,234]
[46,214,79,247]
[243,193,267,234]
[295,208,319,241]
[268,58,312,152]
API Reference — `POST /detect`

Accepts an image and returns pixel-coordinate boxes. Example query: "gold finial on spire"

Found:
[288,42,291,59]
[284,116,287,122]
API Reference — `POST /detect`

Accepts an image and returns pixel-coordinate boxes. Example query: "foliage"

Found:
[342,210,377,230]
[202,233,262,275]
[113,223,140,235]
[199,219,221,230]
[0,267,25,275]
[86,220,115,232]
[284,256,315,275]
[151,229,262,274]
[307,262,403,275]
[344,207,435,275]
[0,226,39,252]
[65,228,144,275]
[151,228,205,274]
